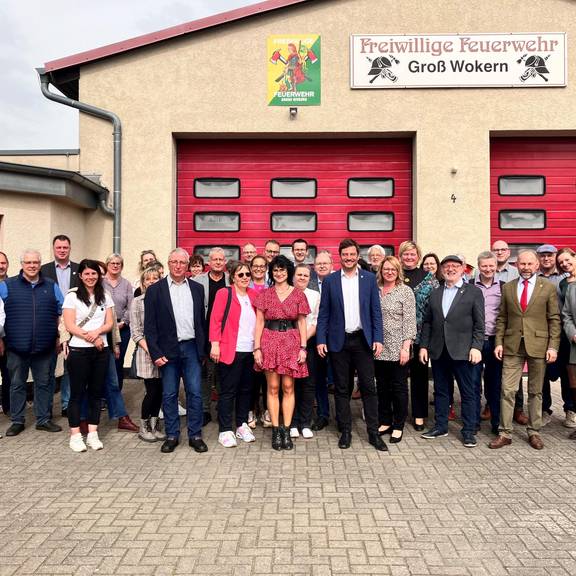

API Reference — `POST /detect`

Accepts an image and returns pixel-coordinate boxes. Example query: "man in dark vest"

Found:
[0,249,64,436]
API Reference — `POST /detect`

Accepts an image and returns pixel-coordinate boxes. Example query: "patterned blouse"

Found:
[375,283,417,362]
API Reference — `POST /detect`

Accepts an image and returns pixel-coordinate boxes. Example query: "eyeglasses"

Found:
[265,250,280,255]
[108,262,122,266]
[382,268,397,273]
[236,272,251,279]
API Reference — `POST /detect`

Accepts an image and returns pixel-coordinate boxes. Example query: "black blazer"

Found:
[144,277,207,362]
[40,261,79,290]
[420,282,485,361]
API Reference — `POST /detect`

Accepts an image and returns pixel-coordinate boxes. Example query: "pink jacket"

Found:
[209,286,257,365]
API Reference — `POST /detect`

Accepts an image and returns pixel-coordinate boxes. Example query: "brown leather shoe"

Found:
[118,415,139,432]
[513,409,529,425]
[480,405,491,421]
[528,435,544,450]
[488,435,512,449]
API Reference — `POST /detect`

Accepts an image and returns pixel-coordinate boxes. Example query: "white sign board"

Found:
[351,33,566,88]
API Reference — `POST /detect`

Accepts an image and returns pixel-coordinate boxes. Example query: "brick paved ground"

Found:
[1,379,575,576]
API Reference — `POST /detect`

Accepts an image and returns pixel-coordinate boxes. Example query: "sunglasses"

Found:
[236,272,251,278]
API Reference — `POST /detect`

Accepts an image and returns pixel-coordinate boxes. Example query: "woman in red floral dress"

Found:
[253,255,310,450]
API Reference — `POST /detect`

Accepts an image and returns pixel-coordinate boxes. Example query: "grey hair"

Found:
[367,244,386,257]
[168,248,190,261]
[20,249,41,264]
[315,249,333,263]
[105,253,124,266]
[477,251,497,265]
[209,247,226,258]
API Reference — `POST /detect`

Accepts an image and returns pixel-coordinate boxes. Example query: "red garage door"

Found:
[177,138,412,261]
[491,138,576,252]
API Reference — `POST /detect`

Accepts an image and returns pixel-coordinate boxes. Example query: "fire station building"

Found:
[1,0,576,264]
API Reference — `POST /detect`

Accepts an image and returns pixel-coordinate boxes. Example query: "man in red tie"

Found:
[490,249,561,450]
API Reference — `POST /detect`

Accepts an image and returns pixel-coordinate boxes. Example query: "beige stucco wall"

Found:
[76,0,576,263]
[0,154,80,171]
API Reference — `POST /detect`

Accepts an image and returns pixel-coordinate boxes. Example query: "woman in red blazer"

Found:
[209,261,258,448]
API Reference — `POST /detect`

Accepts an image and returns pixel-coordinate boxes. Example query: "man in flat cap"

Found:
[419,255,485,447]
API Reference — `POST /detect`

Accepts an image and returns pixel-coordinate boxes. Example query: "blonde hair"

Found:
[377,256,404,287]
[398,241,422,261]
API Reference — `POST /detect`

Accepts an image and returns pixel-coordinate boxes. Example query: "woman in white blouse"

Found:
[375,256,417,444]
[290,264,320,439]
[63,259,114,452]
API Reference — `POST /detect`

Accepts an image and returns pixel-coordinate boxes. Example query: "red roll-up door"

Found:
[177,138,412,261]
[491,138,576,250]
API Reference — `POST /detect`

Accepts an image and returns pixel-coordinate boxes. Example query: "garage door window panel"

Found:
[498,176,545,196]
[194,212,240,232]
[271,213,317,232]
[194,245,240,261]
[271,179,317,198]
[194,179,240,198]
[348,212,394,232]
[499,210,546,230]
[348,178,394,198]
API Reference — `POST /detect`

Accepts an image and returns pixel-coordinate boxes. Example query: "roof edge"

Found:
[44,0,314,73]
[0,149,79,156]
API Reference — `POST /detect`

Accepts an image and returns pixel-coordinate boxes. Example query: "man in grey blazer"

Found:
[419,255,485,447]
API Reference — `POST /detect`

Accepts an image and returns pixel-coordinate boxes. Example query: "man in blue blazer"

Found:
[419,255,485,448]
[316,238,387,451]
[145,248,207,454]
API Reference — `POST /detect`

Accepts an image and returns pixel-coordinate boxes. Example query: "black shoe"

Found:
[188,437,208,453]
[61,408,68,418]
[390,430,404,444]
[368,432,389,451]
[413,420,425,432]
[202,412,212,426]
[462,433,478,448]
[378,426,392,436]
[35,420,62,433]
[421,427,448,439]
[338,430,352,449]
[271,427,282,451]
[6,423,25,437]
[161,437,179,453]
[311,416,328,431]
[281,427,294,450]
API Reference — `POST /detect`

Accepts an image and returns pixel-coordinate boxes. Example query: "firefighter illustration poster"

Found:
[268,35,321,105]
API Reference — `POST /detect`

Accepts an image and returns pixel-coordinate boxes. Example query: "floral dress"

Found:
[255,287,310,378]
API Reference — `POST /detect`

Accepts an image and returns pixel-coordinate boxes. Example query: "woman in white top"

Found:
[63,259,114,452]
[290,264,320,439]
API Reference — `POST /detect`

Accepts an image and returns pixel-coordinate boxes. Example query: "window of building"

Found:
[193,245,240,261]
[194,212,240,232]
[498,176,545,196]
[499,210,546,230]
[348,212,394,231]
[348,178,394,198]
[271,212,317,232]
[271,179,317,198]
[194,178,240,198]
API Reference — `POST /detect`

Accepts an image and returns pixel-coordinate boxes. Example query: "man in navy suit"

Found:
[419,255,485,448]
[316,238,387,451]
[145,248,208,453]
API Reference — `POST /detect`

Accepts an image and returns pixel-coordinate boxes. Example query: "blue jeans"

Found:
[7,350,53,425]
[104,350,128,419]
[431,347,480,436]
[161,340,203,439]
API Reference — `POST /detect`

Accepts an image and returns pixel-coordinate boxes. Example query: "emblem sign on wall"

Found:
[267,35,321,105]
[350,33,566,88]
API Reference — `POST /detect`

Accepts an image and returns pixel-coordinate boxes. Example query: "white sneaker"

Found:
[86,431,103,450]
[290,427,300,438]
[261,410,272,428]
[236,423,256,443]
[158,409,164,419]
[247,411,257,429]
[301,427,314,439]
[563,410,576,428]
[69,433,87,453]
[218,431,237,448]
[178,403,187,416]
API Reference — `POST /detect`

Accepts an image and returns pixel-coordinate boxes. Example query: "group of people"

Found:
[1,235,575,455]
